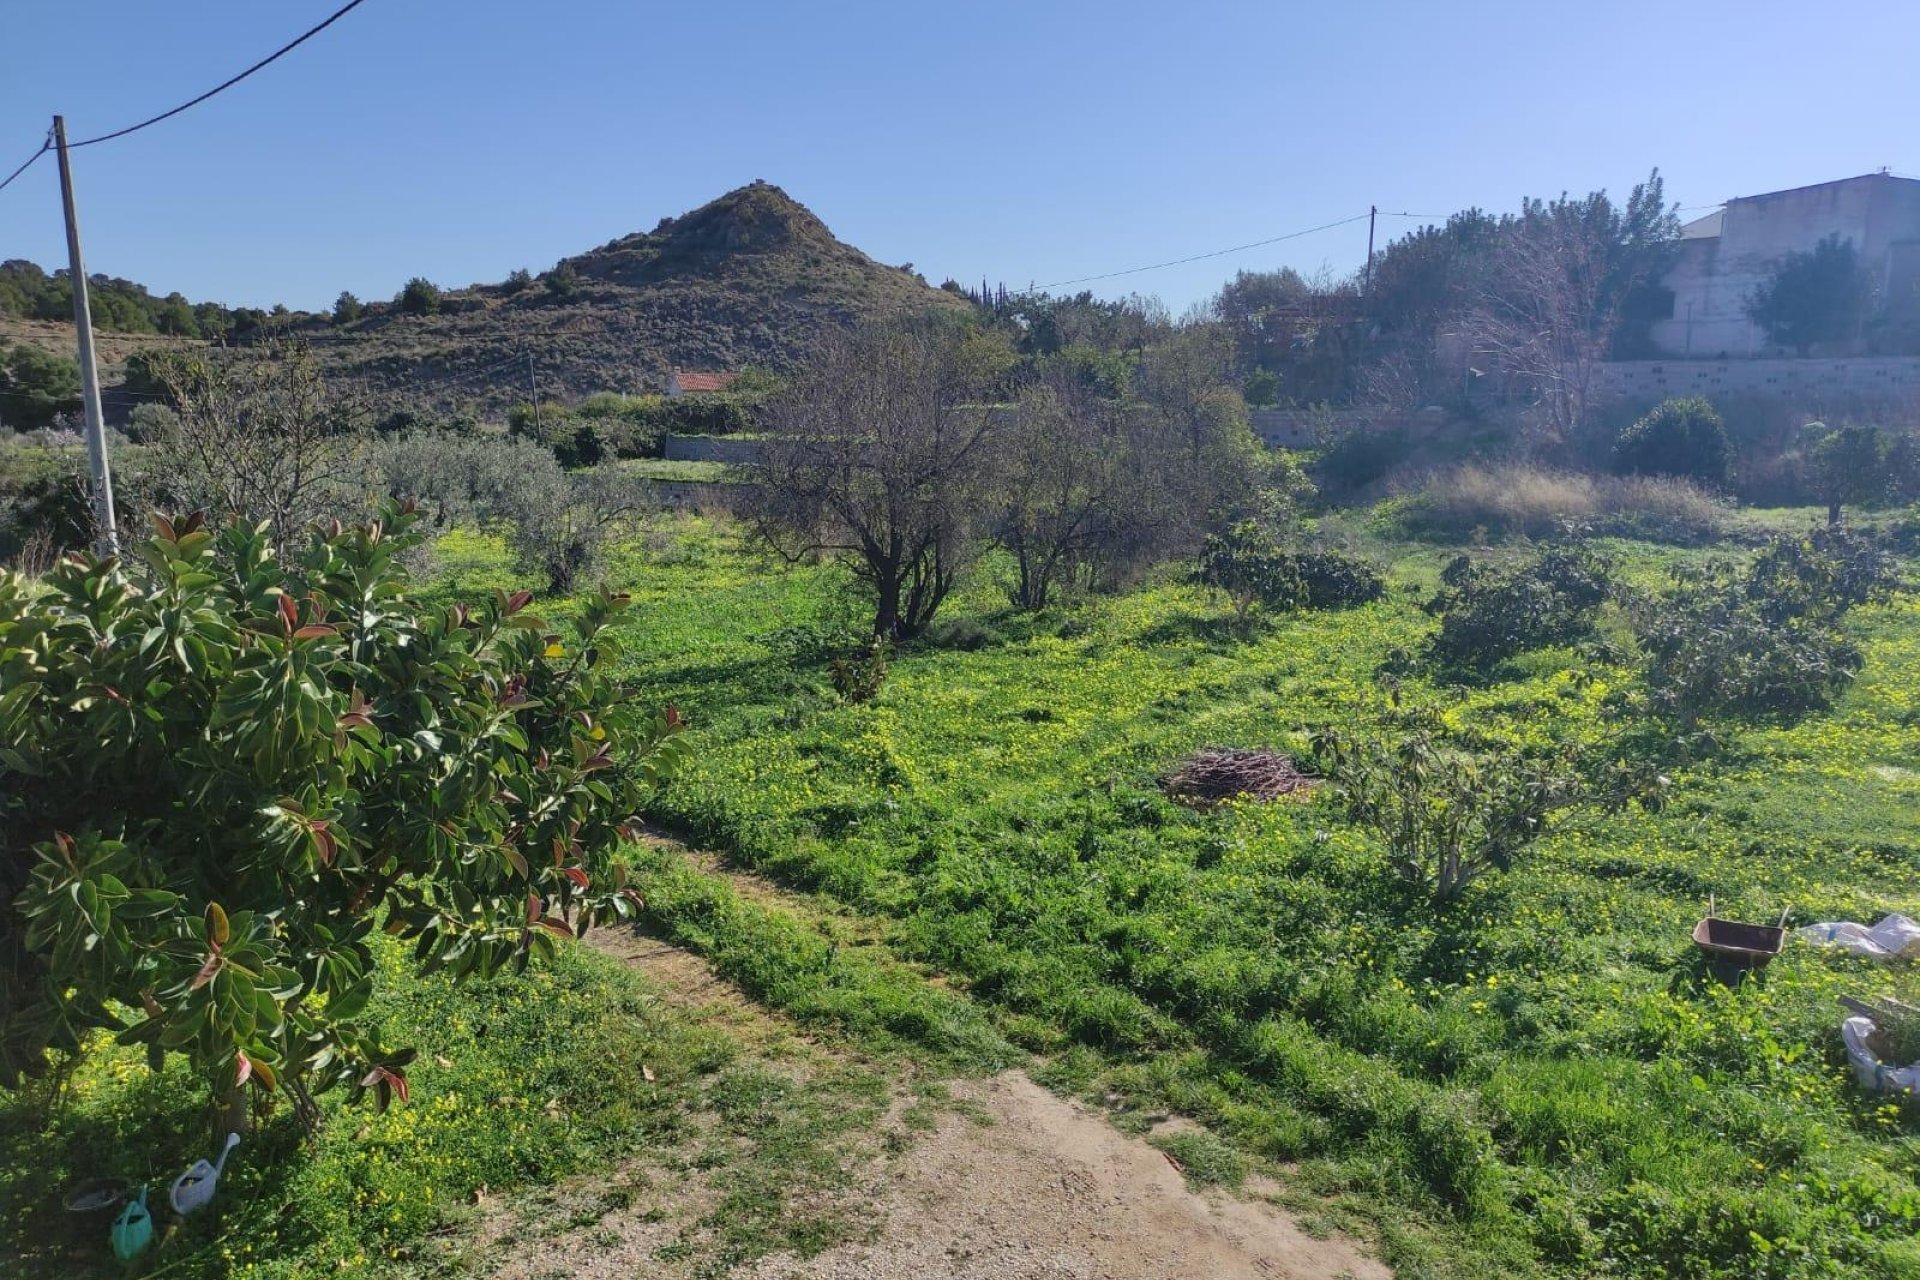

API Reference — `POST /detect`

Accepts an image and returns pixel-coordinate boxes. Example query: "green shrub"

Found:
[1742,523,1904,624]
[1634,527,1903,727]
[0,344,80,432]
[1425,546,1614,674]
[1612,397,1733,489]
[1311,724,1583,905]
[828,638,890,704]
[0,441,91,562]
[396,277,441,317]
[1287,548,1385,609]
[1808,422,1891,523]
[924,614,999,652]
[1313,420,1408,494]
[1637,596,1859,729]
[1193,521,1304,628]
[0,504,684,1114]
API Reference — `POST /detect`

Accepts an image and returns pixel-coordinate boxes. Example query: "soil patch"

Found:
[739,1069,1389,1280]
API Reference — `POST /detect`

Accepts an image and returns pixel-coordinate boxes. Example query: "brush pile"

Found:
[1162,747,1317,807]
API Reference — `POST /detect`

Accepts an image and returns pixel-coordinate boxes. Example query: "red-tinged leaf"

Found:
[206,901,230,946]
[292,624,337,640]
[665,705,684,729]
[312,823,338,868]
[390,1068,409,1105]
[180,511,207,535]
[235,1051,252,1088]
[140,989,163,1018]
[252,1057,278,1092]
[152,513,177,541]
[536,915,572,939]
[503,845,529,878]
[621,888,647,911]
[102,685,129,704]
[361,1066,384,1089]
[551,837,566,867]
[189,950,221,991]
[325,517,343,538]
[505,590,533,615]
[526,892,541,924]
[615,823,640,842]
[562,866,590,890]
[277,594,298,634]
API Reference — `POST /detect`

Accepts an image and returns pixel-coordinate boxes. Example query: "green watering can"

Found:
[110,1185,153,1261]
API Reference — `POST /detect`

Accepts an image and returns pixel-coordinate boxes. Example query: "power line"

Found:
[69,0,372,148]
[0,137,48,195]
[1021,213,1372,293]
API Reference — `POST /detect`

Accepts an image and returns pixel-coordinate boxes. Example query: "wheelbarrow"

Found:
[1693,897,1790,980]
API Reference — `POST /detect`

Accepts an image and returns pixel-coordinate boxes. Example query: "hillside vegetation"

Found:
[304,182,968,414]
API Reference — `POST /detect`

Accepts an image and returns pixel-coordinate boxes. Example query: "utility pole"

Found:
[526,351,540,431]
[1363,205,1377,298]
[52,115,118,556]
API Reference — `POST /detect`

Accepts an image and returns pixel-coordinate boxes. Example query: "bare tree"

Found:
[1460,174,1678,445]
[149,336,372,549]
[756,319,1011,639]
[994,374,1129,610]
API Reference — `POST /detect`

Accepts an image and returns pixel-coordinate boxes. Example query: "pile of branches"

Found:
[1162,747,1317,807]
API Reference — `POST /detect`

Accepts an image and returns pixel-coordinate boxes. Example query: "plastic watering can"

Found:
[110,1185,153,1261]
[169,1132,240,1215]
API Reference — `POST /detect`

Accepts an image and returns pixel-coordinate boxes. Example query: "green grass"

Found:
[616,458,748,483]
[594,511,1920,1279]
[11,507,1920,1279]
[0,929,890,1279]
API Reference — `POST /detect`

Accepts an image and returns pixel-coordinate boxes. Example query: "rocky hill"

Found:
[302,181,968,416]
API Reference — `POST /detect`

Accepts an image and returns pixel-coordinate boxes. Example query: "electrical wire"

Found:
[69,0,372,148]
[0,137,48,195]
[1020,212,1372,292]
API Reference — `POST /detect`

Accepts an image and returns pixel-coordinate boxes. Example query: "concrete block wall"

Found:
[1592,358,1920,408]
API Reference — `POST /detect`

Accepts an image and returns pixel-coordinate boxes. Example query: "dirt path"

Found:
[740,1069,1389,1280]
[528,837,1393,1280]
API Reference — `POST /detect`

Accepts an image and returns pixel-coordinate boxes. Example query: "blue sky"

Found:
[2,0,1916,314]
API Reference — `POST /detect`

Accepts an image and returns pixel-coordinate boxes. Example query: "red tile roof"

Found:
[671,371,737,393]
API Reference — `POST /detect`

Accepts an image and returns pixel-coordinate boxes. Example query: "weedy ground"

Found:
[6,508,1920,1279]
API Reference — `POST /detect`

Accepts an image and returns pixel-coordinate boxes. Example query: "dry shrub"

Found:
[1163,747,1317,807]
[1386,462,1727,544]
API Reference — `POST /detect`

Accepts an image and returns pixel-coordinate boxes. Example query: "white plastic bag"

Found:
[1842,1015,1920,1095]
[1798,914,1920,961]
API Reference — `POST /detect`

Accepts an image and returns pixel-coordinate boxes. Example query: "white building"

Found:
[1649,173,1920,359]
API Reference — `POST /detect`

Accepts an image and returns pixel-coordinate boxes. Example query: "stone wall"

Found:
[662,433,764,463]
[1592,357,1920,409]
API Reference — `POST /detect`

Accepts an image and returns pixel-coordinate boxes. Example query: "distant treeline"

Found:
[0,259,296,340]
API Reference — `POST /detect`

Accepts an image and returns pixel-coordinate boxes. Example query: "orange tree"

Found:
[0,503,682,1123]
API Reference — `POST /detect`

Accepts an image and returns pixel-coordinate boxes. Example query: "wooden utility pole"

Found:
[52,115,118,556]
[1363,205,1377,297]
